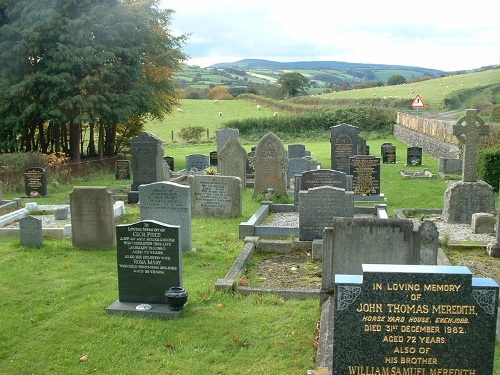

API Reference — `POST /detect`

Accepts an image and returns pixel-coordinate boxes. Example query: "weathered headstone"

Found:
[115,160,131,180]
[381,142,397,163]
[216,128,239,168]
[330,124,359,174]
[253,132,287,195]
[333,264,498,375]
[438,158,462,175]
[357,136,367,156]
[417,220,439,265]
[443,181,495,223]
[299,186,354,241]
[24,167,47,197]
[130,132,166,192]
[288,143,306,159]
[349,155,381,196]
[19,216,42,247]
[106,220,184,319]
[453,109,489,182]
[139,181,192,251]
[287,157,315,187]
[406,146,423,166]
[70,187,116,248]
[185,153,209,172]
[218,138,247,185]
[188,175,242,218]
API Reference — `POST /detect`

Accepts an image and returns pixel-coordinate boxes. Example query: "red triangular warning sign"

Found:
[411,95,425,108]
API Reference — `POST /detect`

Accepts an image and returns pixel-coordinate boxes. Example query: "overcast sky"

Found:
[160,0,499,72]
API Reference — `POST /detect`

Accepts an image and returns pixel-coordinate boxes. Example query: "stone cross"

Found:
[453,109,489,182]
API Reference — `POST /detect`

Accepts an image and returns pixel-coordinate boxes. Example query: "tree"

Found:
[0,0,187,160]
[387,75,407,86]
[277,72,309,98]
[204,86,233,100]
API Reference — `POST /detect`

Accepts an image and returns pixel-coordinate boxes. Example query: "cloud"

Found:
[162,0,500,71]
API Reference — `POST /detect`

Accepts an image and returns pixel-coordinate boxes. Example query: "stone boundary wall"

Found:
[394,112,460,159]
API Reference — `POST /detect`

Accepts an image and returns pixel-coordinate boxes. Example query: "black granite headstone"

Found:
[381,142,397,163]
[115,160,131,180]
[330,124,359,174]
[333,264,498,375]
[407,146,423,167]
[164,156,175,172]
[209,151,218,166]
[24,167,47,197]
[116,220,182,303]
[349,156,381,195]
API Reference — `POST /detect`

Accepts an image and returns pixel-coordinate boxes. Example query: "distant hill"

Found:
[211,58,445,76]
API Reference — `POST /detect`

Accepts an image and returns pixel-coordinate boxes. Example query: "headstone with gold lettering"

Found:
[333,264,498,375]
[330,124,359,174]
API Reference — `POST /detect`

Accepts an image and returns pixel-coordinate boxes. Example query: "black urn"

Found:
[165,286,188,311]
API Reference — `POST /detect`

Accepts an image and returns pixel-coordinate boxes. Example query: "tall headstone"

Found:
[70,187,116,248]
[330,124,359,174]
[130,132,165,191]
[218,138,247,185]
[349,155,381,196]
[139,181,192,251]
[333,264,498,375]
[288,143,306,159]
[453,109,489,182]
[406,146,423,166]
[299,186,354,241]
[24,167,47,197]
[253,132,287,195]
[19,216,43,247]
[443,110,494,223]
[188,175,242,218]
[185,153,209,172]
[216,128,239,169]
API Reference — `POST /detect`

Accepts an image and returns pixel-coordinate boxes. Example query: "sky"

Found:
[159,0,499,72]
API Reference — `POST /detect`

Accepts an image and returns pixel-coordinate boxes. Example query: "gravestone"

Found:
[349,155,381,196]
[216,128,239,169]
[301,169,351,191]
[246,150,256,176]
[115,160,131,180]
[185,153,209,172]
[107,220,183,319]
[438,158,462,175]
[443,110,494,223]
[24,167,47,197]
[299,186,354,241]
[357,136,367,156]
[70,187,116,248]
[218,138,247,185]
[417,220,439,265]
[253,132,287,195]
[19,216,42,247]
[381,142,397,163]
[487,196,500,256]
[130,132,165,192]
[288,143,306,159]
[333,264,498,375]
[209,151,218,166]
[330,124,359,174]
[287,157,314,187]
[188,175,242,218]
[164,156,175,172]
[406,146,423,166]
[139,181,192,251]
[0,180,3,202]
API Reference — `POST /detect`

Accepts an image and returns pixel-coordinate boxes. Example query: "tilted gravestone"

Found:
[253,132,287,195]
[218,138,247,185]
[70,187,116,248]
[443,110,494,223]
[107,220,183,319]
[188,174,242,218]
[299,186,354,241]
[333,264,498,375]
[330,123,359,174]
[130,132,165,192]
[19,216,43,247]
[24,167,47,197]
[139,181,192,251]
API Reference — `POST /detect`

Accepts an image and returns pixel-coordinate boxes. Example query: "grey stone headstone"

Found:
[24,167,47,197]
[216,128,239,168]
[288,143,306,159]
[218,138,247,185]
[185,153,209,172]
[406,146,423,166]
[116,220,181,303]
[417,220,439,265]
[442,180,495,223]
[333,264,498,375]
[253,132,287,195]
[19,216,42,247]
[330,123,359,174]
[139,181,192,251]
[70,187,116,248]
[349,155,381,195]
[188,175,242,218]
[439,158,462,174]
[299,186,354,241]
[130,132,165,191]
[357,136,367,156]
[287,158,314,187]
